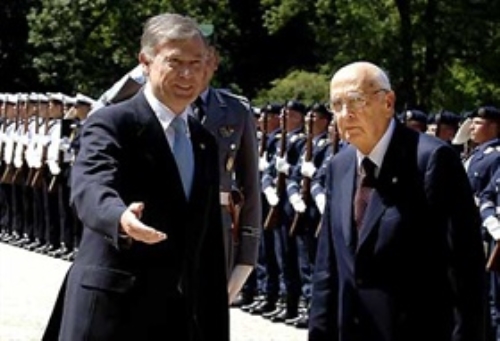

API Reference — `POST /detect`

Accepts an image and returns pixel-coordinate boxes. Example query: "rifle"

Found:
[315,115,340,238]
[263,108,287,229]
[487,243,500,272]
[289,111,314,236]
[31,100,49,188]
[47,107,66,193]
[24,98,39,186]
[259,109,268,159]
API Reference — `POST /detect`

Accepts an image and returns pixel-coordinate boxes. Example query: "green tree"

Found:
[254,70,329,106]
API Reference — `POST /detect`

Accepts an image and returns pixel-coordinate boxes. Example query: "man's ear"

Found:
[138,52,150,75]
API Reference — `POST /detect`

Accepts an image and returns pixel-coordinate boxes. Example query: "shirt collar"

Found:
[143,82,191,133]
[356,118,396,173]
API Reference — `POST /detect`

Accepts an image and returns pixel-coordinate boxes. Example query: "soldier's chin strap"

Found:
[227,264,253,305]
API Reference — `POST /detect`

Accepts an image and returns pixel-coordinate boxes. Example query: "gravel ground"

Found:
[0,242,308,341]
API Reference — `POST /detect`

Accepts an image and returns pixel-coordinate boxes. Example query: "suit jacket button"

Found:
[356,278,363,286]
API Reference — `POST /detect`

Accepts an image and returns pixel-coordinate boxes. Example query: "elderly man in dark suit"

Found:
[308,61,487,341]
[42,13,229,341]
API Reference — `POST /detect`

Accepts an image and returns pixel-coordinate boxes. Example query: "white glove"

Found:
[258,154,269,172]
[301,161,317,178]
[13,143,24,169]
[452,117,472,145]
[484,216,500,241]
[315,193,326,215]
[48,161,61,176]
[290,193,306,213]
[264,186,279,207]
[275,155,290,175]
[227,265,253,305]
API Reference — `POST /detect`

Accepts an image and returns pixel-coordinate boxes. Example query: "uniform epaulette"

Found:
[217,88,251,109]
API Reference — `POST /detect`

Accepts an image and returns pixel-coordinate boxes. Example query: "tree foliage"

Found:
[0,0,496,113]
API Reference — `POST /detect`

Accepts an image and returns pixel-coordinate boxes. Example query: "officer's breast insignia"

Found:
[219,125,235,138]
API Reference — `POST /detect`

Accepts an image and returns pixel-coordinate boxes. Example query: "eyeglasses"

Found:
[329,89,389,114]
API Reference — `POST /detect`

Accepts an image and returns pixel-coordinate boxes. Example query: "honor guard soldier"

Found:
[22,93,50,251]
[9,93,33,246]
[283,103,332,327]
[0,94,10,239]
[237,103,282,312]
[55,93,94,261]
[260,100,307,322]
[403,109,428,133]
[466,106,500,340]
[0,94,20,241]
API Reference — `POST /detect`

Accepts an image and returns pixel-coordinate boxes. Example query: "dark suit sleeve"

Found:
[425,145,487,341]
[309,163,339,341]
[234,106,262,265]
[70,110,128,249]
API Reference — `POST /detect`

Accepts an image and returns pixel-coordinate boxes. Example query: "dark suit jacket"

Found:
[309,121,487,341]
[43,91,229,341]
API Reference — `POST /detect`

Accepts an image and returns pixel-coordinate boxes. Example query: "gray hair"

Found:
[140,13,206,58]
[373,67,392,91]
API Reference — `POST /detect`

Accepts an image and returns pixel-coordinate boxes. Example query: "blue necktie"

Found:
[171,116,194,198]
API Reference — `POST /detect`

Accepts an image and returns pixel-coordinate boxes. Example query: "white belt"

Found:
[220,191,230,205]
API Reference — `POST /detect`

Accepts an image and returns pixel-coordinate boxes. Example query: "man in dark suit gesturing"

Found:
[308,61,487,341]
[43,13,229,341]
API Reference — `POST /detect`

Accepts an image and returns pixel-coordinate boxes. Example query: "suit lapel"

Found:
[187,116,209,206]
[132,91,188,203]
[357,122,406,250]
[340,150,356,248]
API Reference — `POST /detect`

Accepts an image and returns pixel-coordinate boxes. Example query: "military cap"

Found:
[431,110,461,127]
[76,93,96,106]
[252,106,261,117]
[262,103,282,115]
[285,100,307,115]
[6,94,18,104]
[0,94,5,102]
[48,92,66,103]
[18,93,29,103]
[469,106,500,121]
[310,102,332,119]
[405,109,427,124]
[65,96,77,106]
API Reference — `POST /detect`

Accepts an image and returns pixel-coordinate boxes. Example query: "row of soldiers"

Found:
[235,100,500,338]
[0,92,92,261]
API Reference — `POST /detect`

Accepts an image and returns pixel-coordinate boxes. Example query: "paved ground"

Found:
[0,242,307,341]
